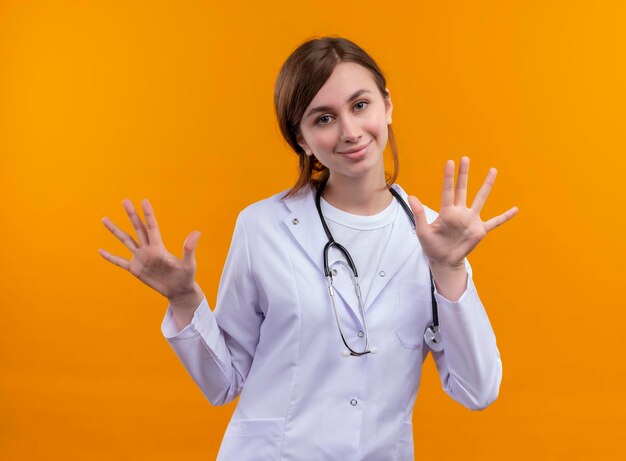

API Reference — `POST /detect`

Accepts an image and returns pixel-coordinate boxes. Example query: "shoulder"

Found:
[236,185,312,227]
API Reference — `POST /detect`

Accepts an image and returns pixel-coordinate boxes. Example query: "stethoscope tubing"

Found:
[314,179,440,355]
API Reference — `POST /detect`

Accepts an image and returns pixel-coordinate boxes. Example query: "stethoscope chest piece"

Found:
[424,325,443,352]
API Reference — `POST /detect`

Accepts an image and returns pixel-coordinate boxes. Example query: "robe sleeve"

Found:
[428,258,503,410]
[161,212,263,406]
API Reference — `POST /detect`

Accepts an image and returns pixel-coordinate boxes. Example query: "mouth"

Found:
[338,141,371,155]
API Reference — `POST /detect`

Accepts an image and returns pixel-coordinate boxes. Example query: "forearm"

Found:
[161,294,242,406]
[429,273,502,410]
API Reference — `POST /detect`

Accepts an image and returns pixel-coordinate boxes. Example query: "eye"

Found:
[315,99,369,125]
[316,115,332,125]
[354,100,369,111]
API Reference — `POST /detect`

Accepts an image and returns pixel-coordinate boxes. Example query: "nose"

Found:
[339,114,361,142]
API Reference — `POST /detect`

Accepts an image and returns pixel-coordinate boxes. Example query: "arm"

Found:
[405,157,515,411]
[161,213,263,406]
[428,258,503,411]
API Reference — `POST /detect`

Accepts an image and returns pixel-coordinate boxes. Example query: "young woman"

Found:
[100,36,518,460]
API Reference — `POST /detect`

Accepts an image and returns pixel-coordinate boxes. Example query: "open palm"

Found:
[408,156,518,268]
[99,198,202,301]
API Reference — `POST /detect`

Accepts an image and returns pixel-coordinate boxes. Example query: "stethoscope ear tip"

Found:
[342,349,351,357]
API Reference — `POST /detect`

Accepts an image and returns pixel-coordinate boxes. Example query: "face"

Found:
[296,62,393,184]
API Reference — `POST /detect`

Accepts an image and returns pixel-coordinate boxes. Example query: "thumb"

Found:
[182,230,201,270]
[407,195,429,237]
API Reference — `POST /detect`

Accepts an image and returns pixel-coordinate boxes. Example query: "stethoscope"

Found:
[315,178,443,356]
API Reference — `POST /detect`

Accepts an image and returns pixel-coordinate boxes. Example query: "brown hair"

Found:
[274,36,399,199]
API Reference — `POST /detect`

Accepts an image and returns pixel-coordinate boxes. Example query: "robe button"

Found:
[357,331,364,338]
[331,269,338,276]
[350,399,358,406]
[378,271,386,277]
[292,218,299,225]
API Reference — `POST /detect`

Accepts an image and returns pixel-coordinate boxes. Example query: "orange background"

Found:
[1,0,625,459]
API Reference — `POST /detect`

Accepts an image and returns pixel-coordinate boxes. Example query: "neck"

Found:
[322,173,392,216]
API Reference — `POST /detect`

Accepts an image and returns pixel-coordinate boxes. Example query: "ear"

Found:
[296,132,313,156]
[384,88,393,125]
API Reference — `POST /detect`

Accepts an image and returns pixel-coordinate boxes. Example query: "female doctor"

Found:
[99,36,518,460]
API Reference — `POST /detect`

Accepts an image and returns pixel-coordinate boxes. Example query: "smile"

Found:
[338,141,371,157]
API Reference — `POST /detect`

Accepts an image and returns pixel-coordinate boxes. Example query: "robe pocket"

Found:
[395,280,431,350]
[217,417,285,460]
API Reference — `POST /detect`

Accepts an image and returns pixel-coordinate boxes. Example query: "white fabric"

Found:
[161,183,503,461]
[320,195,397,304]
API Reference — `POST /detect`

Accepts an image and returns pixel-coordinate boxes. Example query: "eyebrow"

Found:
[305,89,372,119]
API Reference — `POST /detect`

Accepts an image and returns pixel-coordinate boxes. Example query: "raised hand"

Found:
[99,198,202,302]
[408,156,518,269]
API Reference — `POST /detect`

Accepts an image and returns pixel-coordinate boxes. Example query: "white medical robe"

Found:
[161,183,502,460]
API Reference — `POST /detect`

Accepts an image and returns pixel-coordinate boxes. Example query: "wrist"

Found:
[169,282,204,311]
[428,259,465,272]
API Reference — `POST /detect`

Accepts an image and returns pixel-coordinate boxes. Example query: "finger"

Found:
[484,206,519,233]
[470,167,497,213]
[98,248,131,271]
[441,160,455,209]
[182,231,201,271]
[455,156,469,207]
[407,195,430,237]
[141,198,163,246]
[101,216,140,253]
[123,199,149,246]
